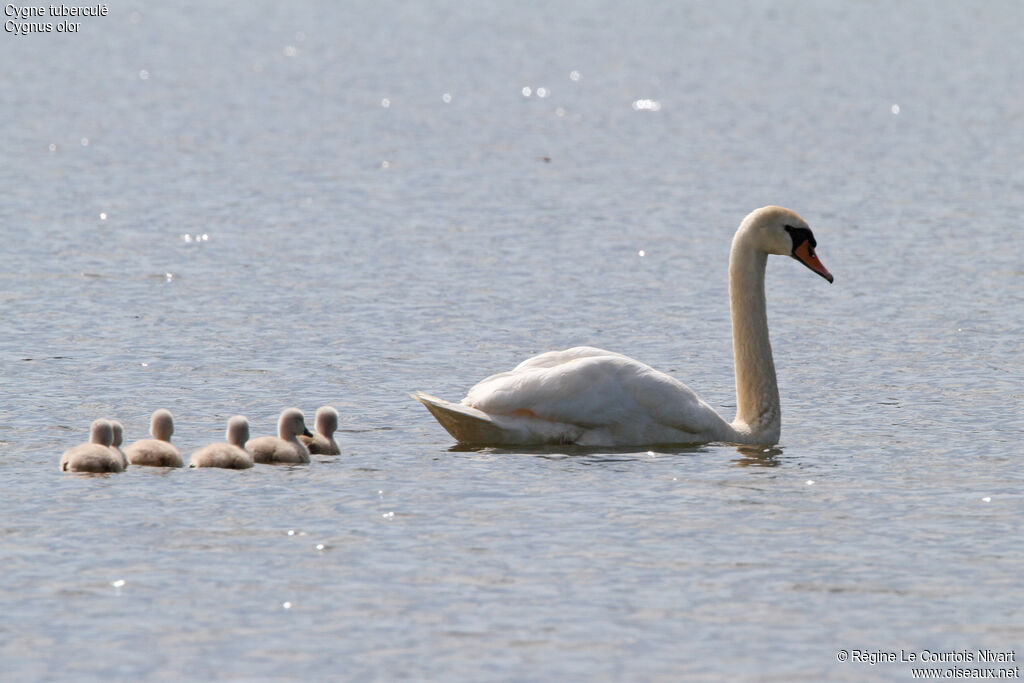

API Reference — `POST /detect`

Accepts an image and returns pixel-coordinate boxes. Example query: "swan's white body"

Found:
[415,206,833,447]
[191,416,254,469]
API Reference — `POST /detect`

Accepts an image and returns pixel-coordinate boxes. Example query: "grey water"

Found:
[1,1,1022,680]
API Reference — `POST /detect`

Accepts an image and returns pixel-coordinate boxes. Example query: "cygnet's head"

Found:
[226,415,250,447]
[89,419,114,447]
[109,420,124,447]
[315,406,339,436]
[150,409,175,441]
[736,206,833,283]
[278,408,312,439]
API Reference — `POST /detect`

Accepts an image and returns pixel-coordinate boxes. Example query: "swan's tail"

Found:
[412,392,510,444]
[411,391,581,446]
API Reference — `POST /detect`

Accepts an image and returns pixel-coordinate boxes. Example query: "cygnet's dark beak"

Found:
[303,426,313,438]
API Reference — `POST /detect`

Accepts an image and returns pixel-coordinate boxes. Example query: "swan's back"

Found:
[246,437,309,464]
[462,347,731,445]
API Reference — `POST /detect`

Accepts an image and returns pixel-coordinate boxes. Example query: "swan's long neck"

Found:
[728,235,780,443]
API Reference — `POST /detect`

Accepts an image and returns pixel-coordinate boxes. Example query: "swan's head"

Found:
[315,405,339,436]
[278,408,313,439]
[89,419,114,447]
[226,415,250,447]
[739,206,834,283]
[150,409,174,441]
[109,420,124,448]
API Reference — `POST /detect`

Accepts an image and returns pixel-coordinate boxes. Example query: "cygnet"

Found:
[109,420,129,469]
[124,409,183,467]
[299,405,341,455]
[190,416,254,469]
[60,419,124,473]
[246,408,312,464]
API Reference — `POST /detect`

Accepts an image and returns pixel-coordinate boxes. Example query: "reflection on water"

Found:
[732,446,784,467]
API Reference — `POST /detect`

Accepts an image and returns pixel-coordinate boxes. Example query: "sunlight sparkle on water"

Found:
[891,104,900,115]
[521,86,532,97]
[381,98,391,108]
[111,579,125,588]
[536,87,549,98]
[99,213,107,221]
[139,70,149,80]
[282,602,292,610]
[632,99,661,111]
[48,143,56,152]
[442,92,452,103]
[282,46,297,58]
[982,496,992,503]
[569,70,581,81]
[80,137,89,146]
[638,249,646,257]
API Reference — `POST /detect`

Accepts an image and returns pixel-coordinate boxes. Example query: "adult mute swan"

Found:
[414,206,833,447]
[246,408,312,464]
[190,416,254,469]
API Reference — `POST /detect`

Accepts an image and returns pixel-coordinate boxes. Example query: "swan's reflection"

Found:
[732,445,783,467]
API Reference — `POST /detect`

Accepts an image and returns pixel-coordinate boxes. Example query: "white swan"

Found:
[299,406,341,455]
[190,416,254,469]
[246,408,312,464]
[109,420,128,469]
[60,419,125,473]
[125,409,183,467]
[414,206,833,447]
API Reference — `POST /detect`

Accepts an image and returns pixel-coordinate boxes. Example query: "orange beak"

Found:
[793,241,834,283]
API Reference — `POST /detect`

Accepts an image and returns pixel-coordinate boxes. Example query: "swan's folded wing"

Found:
[465,353,730,438]
[626,363,733,437]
